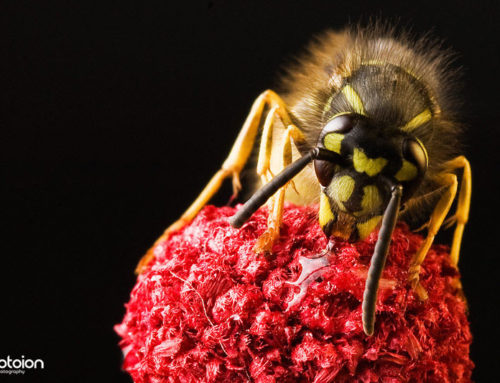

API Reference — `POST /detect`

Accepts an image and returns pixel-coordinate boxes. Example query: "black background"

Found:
[2,1,499,382]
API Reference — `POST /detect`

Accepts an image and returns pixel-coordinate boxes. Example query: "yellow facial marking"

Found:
[357,215,382,240]
[330,175,356,211]
[319,192,335,228]
[323,133,344,154]
[353,148,388,177]
[342,85,366,115]
[354,185,382,217]
[395,160,418,181]
[402,109,432,131]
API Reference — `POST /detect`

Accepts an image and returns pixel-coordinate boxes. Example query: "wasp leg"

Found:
[136,90,304,274]
[440,156,472,267]
[251,104,280,253]
[254,121,304,253]
[408,173,458,300]
[252,105,279,252]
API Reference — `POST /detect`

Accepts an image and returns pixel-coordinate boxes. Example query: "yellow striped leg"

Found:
[408,173,458,300]
[441,156,472,267]
[253,124,303,253]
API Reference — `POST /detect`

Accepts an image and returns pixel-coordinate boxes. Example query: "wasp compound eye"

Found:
[403,137,428,176]
[322,114,357,135]
[314,159,336,187]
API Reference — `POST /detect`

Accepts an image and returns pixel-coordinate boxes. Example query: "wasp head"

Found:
[314,114,428,239]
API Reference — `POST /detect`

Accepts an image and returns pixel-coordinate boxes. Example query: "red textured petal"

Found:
[116,204,473,382]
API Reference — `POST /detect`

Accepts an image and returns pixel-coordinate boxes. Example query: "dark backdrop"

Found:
[2,1,498,382]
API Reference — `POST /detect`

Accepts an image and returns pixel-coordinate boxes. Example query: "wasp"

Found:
[136,24,471,336]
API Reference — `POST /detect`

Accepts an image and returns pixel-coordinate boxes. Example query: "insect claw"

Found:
[414,221,429,232]
[408,266,429,301]
[253,227,279,254]
[414,282,429,301]
[442,214,457,230]
[231,171,242,199]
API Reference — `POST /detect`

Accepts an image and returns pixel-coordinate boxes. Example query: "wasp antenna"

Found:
[229,148,340,228]
[362,182,403,336]
[228,150,315,228]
